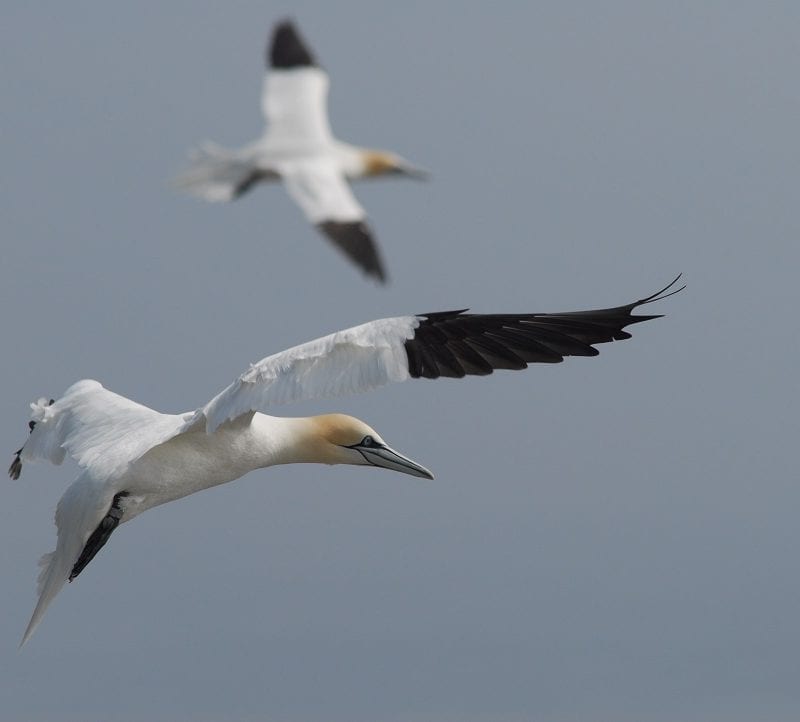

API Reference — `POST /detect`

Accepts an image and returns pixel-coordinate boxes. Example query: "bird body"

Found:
[10,278,683,645]
[119,413,381,515]
[177,21,426,282]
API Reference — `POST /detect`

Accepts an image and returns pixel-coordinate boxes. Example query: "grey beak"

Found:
[359,444,434,479]
[395,163,431,181]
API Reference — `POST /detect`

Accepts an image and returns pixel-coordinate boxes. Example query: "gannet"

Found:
[176,20,427,283]
[9,277,682,645]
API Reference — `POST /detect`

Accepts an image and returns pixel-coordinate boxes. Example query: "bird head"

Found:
[362,151,430,180]
[308,414,434,479]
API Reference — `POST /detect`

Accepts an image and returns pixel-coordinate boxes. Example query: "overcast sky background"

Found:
[1,2,798,721]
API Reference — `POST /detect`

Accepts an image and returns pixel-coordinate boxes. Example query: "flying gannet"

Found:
[9,277,683,645]
[176,20,427,283]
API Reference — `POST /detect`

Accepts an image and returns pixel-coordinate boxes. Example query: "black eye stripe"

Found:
[344,435,383,450]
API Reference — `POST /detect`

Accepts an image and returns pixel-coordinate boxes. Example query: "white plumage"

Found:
[176,20,427,283]
[10,278,682,645]
[261,68,333,144]
[14,314,420,645]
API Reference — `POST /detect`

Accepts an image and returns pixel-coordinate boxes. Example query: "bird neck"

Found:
[250,414,347,468]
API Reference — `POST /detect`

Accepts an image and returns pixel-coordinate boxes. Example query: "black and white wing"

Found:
[262,21,333,144]
[200,277,684,431]
[281,159,387,282]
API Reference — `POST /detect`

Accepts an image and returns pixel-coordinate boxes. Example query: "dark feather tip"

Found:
[317,220,388,283]
[9,452,22,480]
[269,21,317,69]
[403,278,683,380]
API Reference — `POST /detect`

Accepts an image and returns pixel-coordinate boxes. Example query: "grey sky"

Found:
[1,2,798,720]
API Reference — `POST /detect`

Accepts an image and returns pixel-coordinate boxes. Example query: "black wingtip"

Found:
[415,309,470,321]
[402,278,684,380]
[8,438,22,481]
[8,451,22,480]
[269,20,317,69]
[317,221,388,284]
[623,274,684,325]
[636,274,685,307]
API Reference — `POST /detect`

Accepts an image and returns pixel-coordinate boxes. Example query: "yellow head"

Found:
[305,413,434,478]
[361,151,429,179]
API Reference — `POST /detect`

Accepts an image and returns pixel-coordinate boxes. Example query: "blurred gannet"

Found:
[177,20,427,283]
[9,277,682,645]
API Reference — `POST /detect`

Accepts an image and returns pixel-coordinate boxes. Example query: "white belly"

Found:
[120,417,268,517]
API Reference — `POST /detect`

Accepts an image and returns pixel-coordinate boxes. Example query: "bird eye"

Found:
[362,435,374,447]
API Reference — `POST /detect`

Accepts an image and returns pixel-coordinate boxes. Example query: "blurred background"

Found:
[1,2,798,720]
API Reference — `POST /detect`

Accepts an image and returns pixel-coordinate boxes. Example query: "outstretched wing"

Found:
[12,380,190,480]
[201,277,683,432]
[281,160,387,282]
[262,21,333,143]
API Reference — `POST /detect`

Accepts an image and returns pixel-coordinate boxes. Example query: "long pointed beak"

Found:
[395,162,431,181]
[361,444,434,479]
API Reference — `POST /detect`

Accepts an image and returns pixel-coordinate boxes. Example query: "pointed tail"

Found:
[174,142,268,202]
[20,550,67,647]
[21,475,112,647]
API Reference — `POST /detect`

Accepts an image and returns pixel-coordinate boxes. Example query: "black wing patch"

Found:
[404,276,684,379]
[8,450,23,481]
[317,220,388,283]
[69,491,129,582]
[269,21,318,69]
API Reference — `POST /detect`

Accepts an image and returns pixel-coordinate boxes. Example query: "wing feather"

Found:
[281,160,365,224]
[281,161,387,280]
[201,277,682,430]
[19,380,190,478]
[202,317,418,432]
[262,68,332,143]
[15,281,681,476]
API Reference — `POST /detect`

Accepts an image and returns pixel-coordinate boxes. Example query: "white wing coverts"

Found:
[261,68,333,143]
[20,380,191,479]
[202,316,419,431]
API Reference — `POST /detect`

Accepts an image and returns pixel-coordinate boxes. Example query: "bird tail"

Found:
[21,474,111,647]
[174,142,267,202]
[20,550,66,647]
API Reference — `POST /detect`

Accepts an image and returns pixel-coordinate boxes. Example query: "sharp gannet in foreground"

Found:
[10,277,682,645]
[177,20,427,283]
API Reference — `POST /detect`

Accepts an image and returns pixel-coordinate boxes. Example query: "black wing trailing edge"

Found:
[404,275,685,379]
[269,21,318,69]
[317,220,388,283]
